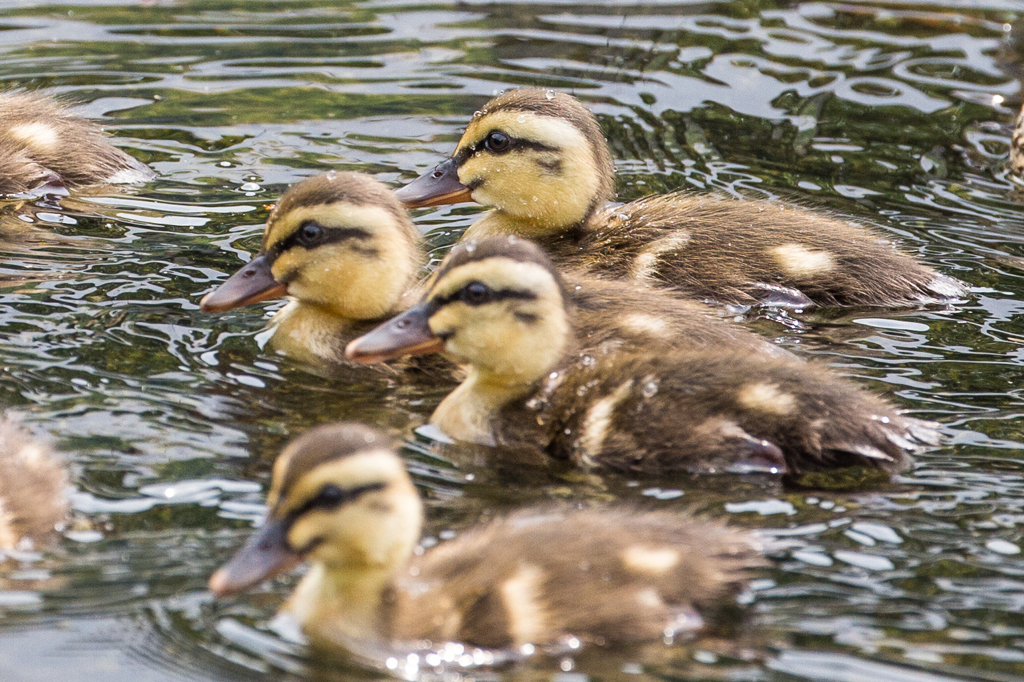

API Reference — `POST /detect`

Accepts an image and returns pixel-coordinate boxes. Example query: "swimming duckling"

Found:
[395,88,965,308]
[209,423,762,649]
[0,91,153,195]
[347,237,936,475]
[200,171,431,370]
[0,416,69,550]
[199,171,793,370]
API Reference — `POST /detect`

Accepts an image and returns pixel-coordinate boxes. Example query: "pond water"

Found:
[3,0,1024,680]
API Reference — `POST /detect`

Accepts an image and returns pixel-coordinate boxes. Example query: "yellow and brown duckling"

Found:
[199,171,793,370]
[0,90,153,196]
[0,416,69,551]
[396,88,965,308]
[200,171,430,369]
[347,237,936,476]
[209,423,762,650]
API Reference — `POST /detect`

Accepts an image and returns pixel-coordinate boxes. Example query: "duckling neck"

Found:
[431,368,547,446]
[463,208,590,241]
[286,562,398,643]
[268,300,390,364]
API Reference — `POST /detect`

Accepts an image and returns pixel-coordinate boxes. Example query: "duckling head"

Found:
[347,236,571,386]
[208,423,422,598]
[200,172,423,321]
[395,89,615,237]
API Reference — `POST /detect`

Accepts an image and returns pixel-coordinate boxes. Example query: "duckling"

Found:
[0,90,153,195]
[199,171,794,370]
[209,423,762,650]
[347,237,937,476]
[0,416,69,550]
[1010,103,1024,178]
[199,171,432,371]
[395,88,965,308]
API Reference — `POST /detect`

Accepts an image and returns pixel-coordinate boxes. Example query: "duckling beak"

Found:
[393,159,473,208]
[200,254,288,313]
[345,304,445,363]
[208,516,300,599]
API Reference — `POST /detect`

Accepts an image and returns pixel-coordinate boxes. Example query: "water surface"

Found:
[3,0,1024,680]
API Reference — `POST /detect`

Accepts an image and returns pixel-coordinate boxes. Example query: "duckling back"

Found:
[389,507,761,648]
[569,194,966,307]
[0,417,69,550]
[0,91,153,195]
[523,350,935,475]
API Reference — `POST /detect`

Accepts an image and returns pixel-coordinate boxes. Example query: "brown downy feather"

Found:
[507,349,934,475]
[552,194,965,307]
[0,90,153,195]
[404,87,965,308]
[387,507,761,648]
[0,417,69,550]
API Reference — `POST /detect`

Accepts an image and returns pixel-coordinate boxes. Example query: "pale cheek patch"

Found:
[10,122,60,152]
[738,382,796,416]
[622,546,680,575]
[772,244,835,277]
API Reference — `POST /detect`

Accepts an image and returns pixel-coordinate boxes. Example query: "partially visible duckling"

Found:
[396,88,965,308]
[209,423,763,650]
[1010,103,1024,178]
[200,172,793,371]
[0,416,69,550]
[347,237,936,476]
[0,91,153,195]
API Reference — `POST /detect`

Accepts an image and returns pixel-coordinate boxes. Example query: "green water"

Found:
[3,0,1024,680]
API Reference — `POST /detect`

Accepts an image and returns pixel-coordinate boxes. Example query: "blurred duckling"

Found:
[1010,103,1024,178]
[200,171,793,370]
[0,416,69,550]
[0,90,153,196]
[396,88,964,308]
[209,423,762,649]
[347,237,936,476]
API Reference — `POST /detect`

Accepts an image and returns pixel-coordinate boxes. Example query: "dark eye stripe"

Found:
[266,226,372,263]
[432,287,537,308]
[453,132,560,166]
[288,481,386,522]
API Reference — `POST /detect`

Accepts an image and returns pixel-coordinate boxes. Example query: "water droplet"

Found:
[581,355,595,366]
[641,376,659,398]
[517,114,526,122]
[546,90,556,100]
[563,428,572,436]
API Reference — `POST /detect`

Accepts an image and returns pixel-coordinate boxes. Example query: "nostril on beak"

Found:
[431,169,443,178]
[243,268,255,278]
[397,319,410,329]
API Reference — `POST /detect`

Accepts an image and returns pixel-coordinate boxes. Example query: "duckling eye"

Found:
[483,131,511,154]
[314,484,346,507]
[461,281,492,305]
[296,221,325,248]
